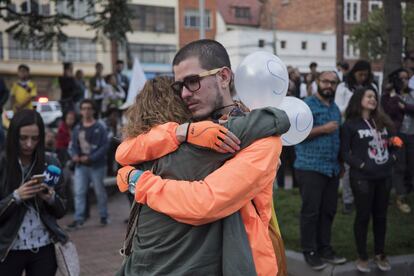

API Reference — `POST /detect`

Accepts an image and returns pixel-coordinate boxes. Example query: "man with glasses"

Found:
[116,39,288,275]
[294,71,346,270]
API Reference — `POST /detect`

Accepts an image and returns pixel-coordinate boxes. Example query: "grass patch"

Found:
[274,189,414,260]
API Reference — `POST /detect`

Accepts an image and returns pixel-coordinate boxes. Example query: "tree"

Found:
[0,0,133,62]
[350,0,414,82]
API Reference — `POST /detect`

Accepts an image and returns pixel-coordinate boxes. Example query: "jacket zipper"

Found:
[0,197,14,218]
[0,198,18,262]
[1,164,27,262]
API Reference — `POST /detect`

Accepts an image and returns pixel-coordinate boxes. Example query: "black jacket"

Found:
[341,118,397,180]
[0,153,68,262]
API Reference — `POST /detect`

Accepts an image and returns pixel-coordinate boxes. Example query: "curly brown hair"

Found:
[122,76,191,139]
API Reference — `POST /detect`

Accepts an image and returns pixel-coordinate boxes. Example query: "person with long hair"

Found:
[116,73,290,275]
[341,87,398,273]
[0,109,67,275]
[335,60,378,215]
[381,68,414,214]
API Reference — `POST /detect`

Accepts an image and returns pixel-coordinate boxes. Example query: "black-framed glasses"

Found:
[171,68,222,94]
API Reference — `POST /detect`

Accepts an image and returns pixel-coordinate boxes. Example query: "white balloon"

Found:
[234,51,288,110]
[278,97,314,146]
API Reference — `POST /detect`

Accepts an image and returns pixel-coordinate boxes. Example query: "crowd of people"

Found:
[0,39,413,275]
[278,54,414,272]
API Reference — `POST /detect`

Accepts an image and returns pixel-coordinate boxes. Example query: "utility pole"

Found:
[199,0,206,39]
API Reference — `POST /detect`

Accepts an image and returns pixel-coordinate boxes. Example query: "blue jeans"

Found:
[73,165,108,222]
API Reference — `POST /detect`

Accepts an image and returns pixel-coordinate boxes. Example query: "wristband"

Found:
[13,190,22,204]
[128,170,144,194]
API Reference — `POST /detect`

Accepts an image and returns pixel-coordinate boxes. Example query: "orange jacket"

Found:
[116,123,282,276]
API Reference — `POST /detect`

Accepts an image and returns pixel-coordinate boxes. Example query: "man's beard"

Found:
[192,83,224,121]
[317,87,335,100]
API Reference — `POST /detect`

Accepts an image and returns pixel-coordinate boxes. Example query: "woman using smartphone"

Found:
[341,87,398,273]
[0,109,67,275]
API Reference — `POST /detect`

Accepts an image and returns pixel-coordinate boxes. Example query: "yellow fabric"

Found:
[11,81,37,111]
[269,201,288,276]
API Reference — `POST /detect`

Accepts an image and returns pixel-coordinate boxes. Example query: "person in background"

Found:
[56,111,79,214]
[10,64,37,112]
[403,50,414,92]
[44,128,57,155]
[341,87,398,273]
[114,60,129,101]
[89,63,106,117]
[336,61,350,82]
[102,74,126,113]
[74,69,87,102]
[0,78,9,151]
[56,111,77,165]
[0,109,67,276]
[67,99,109,230]
[294,71,346,270]
[381,68,414,214]
[335,60,377,215]
[305,62,319,96]
[59,62,81,113]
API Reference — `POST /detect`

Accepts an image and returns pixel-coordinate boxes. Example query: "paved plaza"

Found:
[59,193,130,276]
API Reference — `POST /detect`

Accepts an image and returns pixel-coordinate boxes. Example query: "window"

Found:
[368,0,382,12]
[59,37,96,63]
[321,42,327,51]
[280,40,286,49]
[20,0,50,15]
[56,0,92,20]
[8,34,52,61]
[184,9,211,29]
[119,44,176,65]
[129,5,175,33]
[344,0,361,23]
[234,7,251,19]
[301,41,307,50]
[344,35,359,59]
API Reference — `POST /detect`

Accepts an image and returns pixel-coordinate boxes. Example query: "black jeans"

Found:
[351,178,391,260]
[0,243,57,276]
[393,133,414,196]
[296,169,339,254]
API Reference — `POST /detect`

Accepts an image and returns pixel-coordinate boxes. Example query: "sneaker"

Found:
[374,254,391,271]
[396,197,411,213]
[100,217,108,226]
[342,203,353,215]
[303,251,327,271]
[321,249,347,265]
[66,220,83,231]
[355,259,371,273]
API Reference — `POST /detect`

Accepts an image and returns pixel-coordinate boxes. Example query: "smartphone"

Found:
[31,174,45,184]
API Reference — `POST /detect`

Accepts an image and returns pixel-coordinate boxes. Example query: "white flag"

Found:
[120,57,147,109]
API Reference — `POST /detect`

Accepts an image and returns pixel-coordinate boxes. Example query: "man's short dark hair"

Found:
[172,39,231,70]
[310,62,318,69]
[63,62,73,71]
[18,64,30,72]
[95,62,103,68]
[80,99,96,111]
[116,60,124,65]
[173,39,235,96]
[337,61,349,71]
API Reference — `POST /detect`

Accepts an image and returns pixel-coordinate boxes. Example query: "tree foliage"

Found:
[0,0,132,50]
[349,4,414,61]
